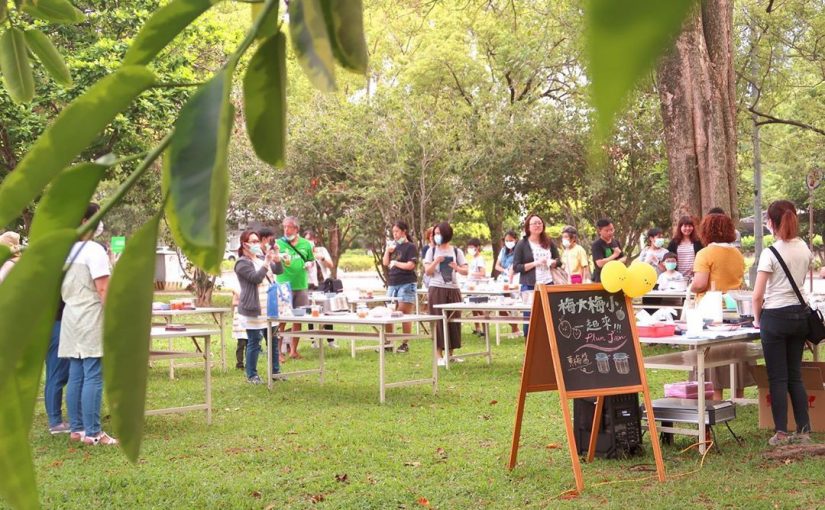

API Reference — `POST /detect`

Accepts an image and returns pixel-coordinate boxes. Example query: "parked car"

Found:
[224,249,237,261]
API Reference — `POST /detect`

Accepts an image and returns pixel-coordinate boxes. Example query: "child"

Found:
[591,218,625,283]
[561,226,590,283]
[656,252,685,290]
[466,238,487,337]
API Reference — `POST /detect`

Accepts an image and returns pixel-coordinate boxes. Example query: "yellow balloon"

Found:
[600,260,628,293]
[622,262,658,298]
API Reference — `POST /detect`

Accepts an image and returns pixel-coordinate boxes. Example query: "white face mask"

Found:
[504,241,515,250]
[654,238,665,248]
[467,248,477,256]
[562,239,571,248]
[94,221,104,238]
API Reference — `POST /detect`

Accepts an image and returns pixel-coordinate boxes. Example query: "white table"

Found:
[148,327,216,424]
[433,302,531,368]
[414,286,519,316]
[640,328,762,453]
[265,313,443,403]
[152,307,230,373]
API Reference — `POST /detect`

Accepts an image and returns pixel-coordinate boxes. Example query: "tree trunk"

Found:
[657,0,738,223]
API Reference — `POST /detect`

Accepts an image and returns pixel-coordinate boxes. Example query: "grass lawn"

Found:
[18,294,825,509]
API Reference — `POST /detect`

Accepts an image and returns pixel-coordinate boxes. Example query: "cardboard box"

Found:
[750,362,825,432]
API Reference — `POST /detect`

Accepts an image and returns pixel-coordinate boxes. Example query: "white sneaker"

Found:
[311,341,318,349]
[327,341,340,349]
[437,358,447,367]
[453,357,465,363]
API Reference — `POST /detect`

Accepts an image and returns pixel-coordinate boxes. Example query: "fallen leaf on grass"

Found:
[628,464,656,472]
[417,496,431,507]
[478,415,491,421]
[545,443,560,450]
[559,490,579,500]
[404,461,421,468]
[489,400,498,405]
[49,460,63,468]
[250,490,262,499]
[335,473,349,483]
[310,494,325,504]
[435,447,448,460]
[366,475,377,485]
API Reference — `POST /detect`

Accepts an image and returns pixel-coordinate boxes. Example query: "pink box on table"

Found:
[664,381,714,400]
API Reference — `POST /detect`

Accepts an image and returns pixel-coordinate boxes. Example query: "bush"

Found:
[338,250,375,272]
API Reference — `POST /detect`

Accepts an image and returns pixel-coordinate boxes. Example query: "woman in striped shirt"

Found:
[666,215,703,278]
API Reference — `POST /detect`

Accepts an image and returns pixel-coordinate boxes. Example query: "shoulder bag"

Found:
[768,246,824,345]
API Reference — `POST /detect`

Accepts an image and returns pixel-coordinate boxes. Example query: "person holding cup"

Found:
[512,213,560,336]
[383,221,418,353]
[276,216,315,359]
[423,222,469,366]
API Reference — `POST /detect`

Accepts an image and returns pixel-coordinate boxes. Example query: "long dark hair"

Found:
[393,220,414,243]
[672,215,699,244]
[503,230,517,255]
[523,214,551,249]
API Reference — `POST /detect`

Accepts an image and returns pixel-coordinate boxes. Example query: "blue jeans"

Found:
[44,321,69,427]
[760,305,811,433]
[246,327,279,379]
[66,357,103,436]
[521,284,535,336]
[387,282,417,304]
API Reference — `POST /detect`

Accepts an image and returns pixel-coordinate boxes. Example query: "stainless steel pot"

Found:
[727,291,753,317]
[316,293,348,312]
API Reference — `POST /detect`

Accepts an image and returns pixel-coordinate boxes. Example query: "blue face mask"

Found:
[664,262,677,271]
[434,234,443,245]
[248,243,263,257]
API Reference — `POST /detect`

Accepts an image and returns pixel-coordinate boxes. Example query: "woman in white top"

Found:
[423,222,469,366]
[752,200,813,446]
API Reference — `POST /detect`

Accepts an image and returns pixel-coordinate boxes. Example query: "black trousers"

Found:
[760,305,811,433]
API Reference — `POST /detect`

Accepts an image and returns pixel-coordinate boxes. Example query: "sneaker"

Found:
[473,330,485,337]
[49,422,70,435]
[247,375,264,385]
[83,432,118,446]
[396,343,409,353]
[69,431,85,442]
[327,341,340,349]
[792,432,812,445]
[768,431,792,446]
[311,341,319,349]
[437,358,447,367]
[452,357,465,363]
[384,343,394,351]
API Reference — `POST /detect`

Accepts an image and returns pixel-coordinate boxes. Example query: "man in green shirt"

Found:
[277,216,315,359]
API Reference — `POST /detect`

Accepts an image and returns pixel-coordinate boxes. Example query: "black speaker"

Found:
[573,393,643,459]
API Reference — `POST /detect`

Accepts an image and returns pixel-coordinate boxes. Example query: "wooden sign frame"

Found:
[508,283,665,492]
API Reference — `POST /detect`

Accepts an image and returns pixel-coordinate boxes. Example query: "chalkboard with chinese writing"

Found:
[546,288,641,392]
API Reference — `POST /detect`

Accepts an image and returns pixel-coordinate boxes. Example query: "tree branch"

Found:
[443,61,473,107]
[748,107,825,136]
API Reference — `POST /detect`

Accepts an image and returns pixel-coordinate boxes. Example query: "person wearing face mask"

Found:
[560,226,590,284]
[656,252,685,290]
[276,216,315,359]
[234,230,283,384]
[423,222,469,366]
[639,227,668,275]
[383,221,418,353]
[494,231,518,284]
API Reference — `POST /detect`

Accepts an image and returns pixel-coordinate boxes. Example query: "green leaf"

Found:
[0,245,10,266]
[21,0,85,24]
[0,27,35,103]
[243,32,287,167]
[124,0,217,66]
[0,65,155,229]
[320,0,368,73]
[288,0,336,92]
[163,71,233,273]
[0,228,78,510]
[586,0,695,139]
[28,163,107,242]
[251,1,280,41]
[103,213,160,462]
[0,3,8,24]
[23,28,72,86]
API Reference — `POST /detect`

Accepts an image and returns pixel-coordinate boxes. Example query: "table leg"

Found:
[267,319,273,390]
[319,325,325,384]
[205,335,212,424]
[442,309,451,369]
[495,320,501,346]
[379,328,386,403]
[215,312,227,372]
[169,337,175,380]
[484,323,492,365]
[730,362,737,401]
[698,347,707,453]
[431,320,438,394]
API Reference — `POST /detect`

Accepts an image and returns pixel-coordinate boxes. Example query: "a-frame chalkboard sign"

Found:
[508,283,665,491]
